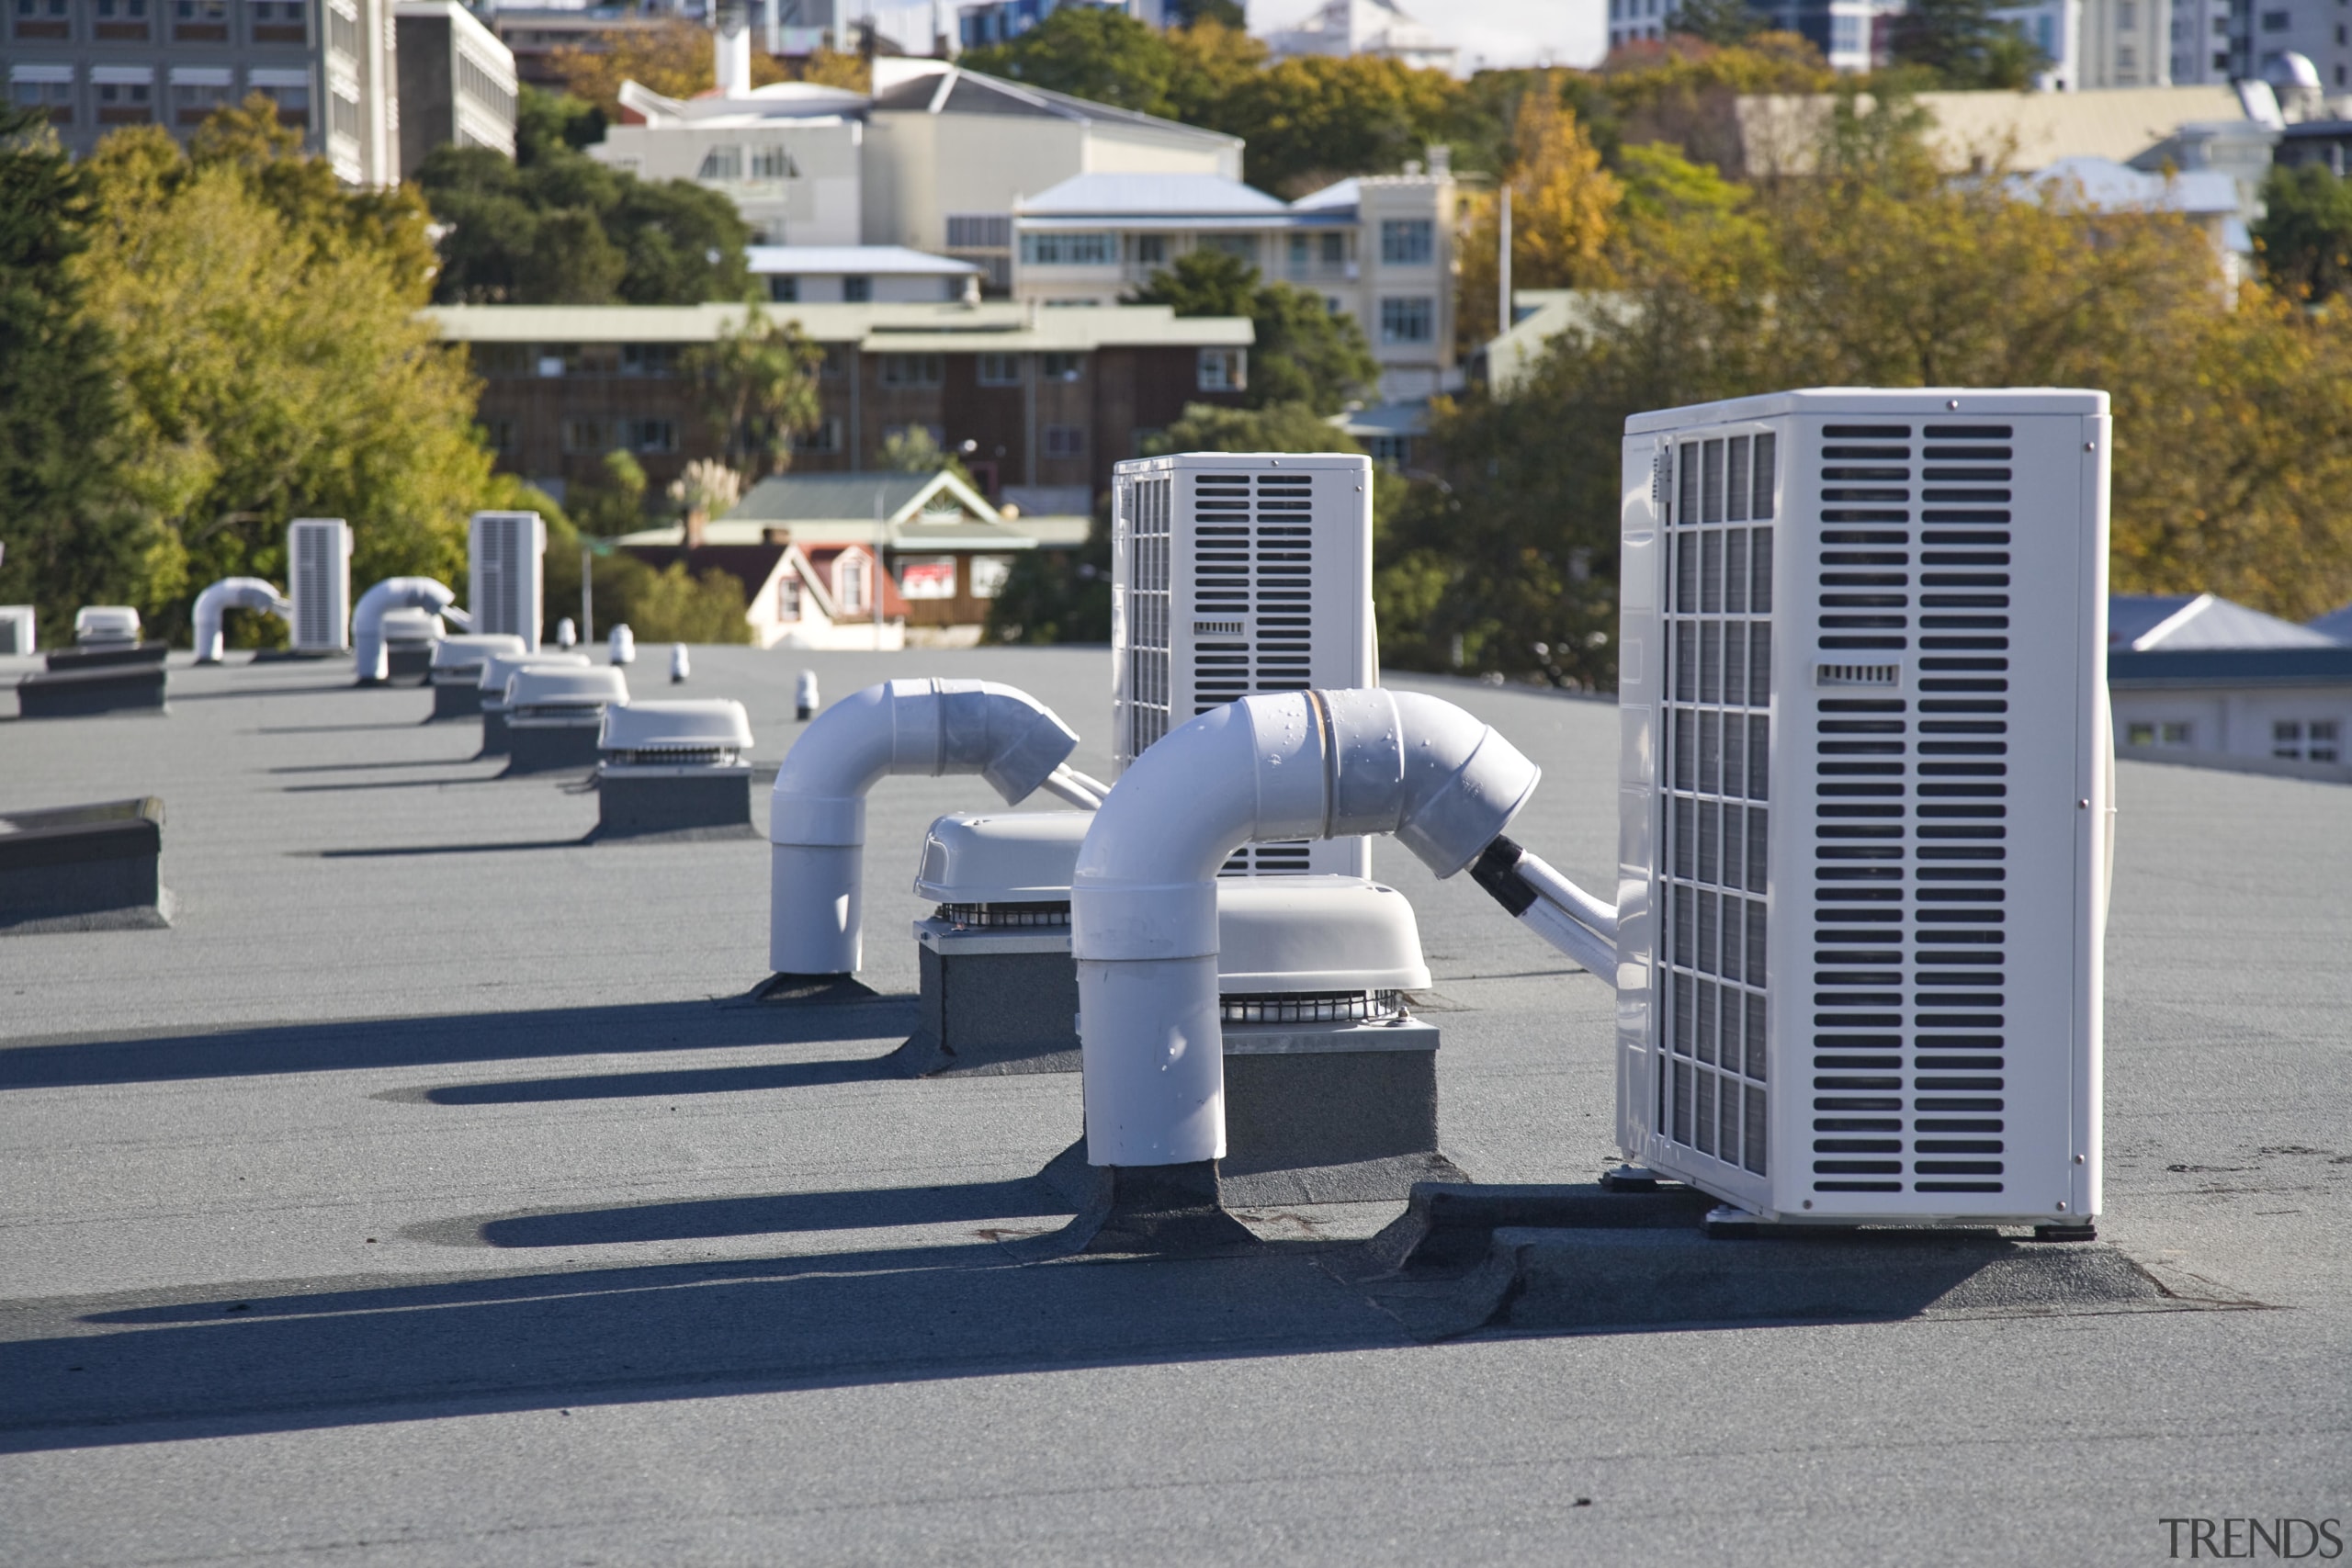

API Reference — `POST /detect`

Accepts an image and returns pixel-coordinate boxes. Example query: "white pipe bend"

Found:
[352,578,466,682]
[767,678,1081,976]
[191,577,291,663]
[1072,688,1540,1168]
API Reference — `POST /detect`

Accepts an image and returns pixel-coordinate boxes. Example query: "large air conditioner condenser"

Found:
[1613,389,2112,1233]
[287,519,352,655]
[1111,452,1376,877]
[469,511,546,652]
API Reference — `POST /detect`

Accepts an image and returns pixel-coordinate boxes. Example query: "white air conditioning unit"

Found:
[469,511,546,651]
[1111,451,1376,875]
[1614,389,2111,1229]
[287,518,352,654]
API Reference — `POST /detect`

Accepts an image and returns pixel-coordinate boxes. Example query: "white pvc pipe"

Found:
[1039,765,1104,811]
[191,577,291,664]
[768,678,1081,976]
[353,578,469,683]
[1073,688,1541,1168]
[1514,848,1619,942]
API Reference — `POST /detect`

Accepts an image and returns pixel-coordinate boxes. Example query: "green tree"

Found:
[1129,250,1379,413]
[680,305,824,475]
[1143,400,1364,455]
[1668,0,1764,45]
[2255,163,2352,305]
[0,106,148,639]
[1889,0,2044,88]
[959,6,1176,112]
[1215,54,1462,195]
[413,140,750,306]
[74,118,498,636]
[984,513,1110,646]
[515,84,606,164]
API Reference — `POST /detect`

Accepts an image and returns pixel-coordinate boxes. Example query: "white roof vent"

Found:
[74,606,141,645]
[914,811,1090,906]
[507,666,628,712]
[478,649,588,693]
[1216,876,1430,995]
[377,607,443,645]
[430,634,526,673]
[600,698,752,762]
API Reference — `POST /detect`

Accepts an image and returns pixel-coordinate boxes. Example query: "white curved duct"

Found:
[191,577,292,664]
[769,678,1081,976]
[1073,688,1541,1168]
[352,578,473,683]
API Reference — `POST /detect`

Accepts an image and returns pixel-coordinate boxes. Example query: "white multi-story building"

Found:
[395,2,520,169]
[2233,0,2352,96]
[1009,164,1462,401]
[5,0,399,184]
[1264,0,1459,73]
[2170,0,2234,82]
[594,80,869,246]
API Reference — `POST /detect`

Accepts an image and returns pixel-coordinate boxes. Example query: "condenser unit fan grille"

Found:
[1657,431,1777,1179]
[293,525,339,649]
[1125,475,1173,759]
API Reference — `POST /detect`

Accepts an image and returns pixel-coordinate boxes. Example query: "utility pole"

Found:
[1498,184,1513,336]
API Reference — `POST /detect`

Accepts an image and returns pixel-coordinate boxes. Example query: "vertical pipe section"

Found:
[768,678,1081,976]
[352,578,462,684]
[190,578,293,664]
[1073,688,1541,1168]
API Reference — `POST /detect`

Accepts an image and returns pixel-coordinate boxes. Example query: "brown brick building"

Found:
[426,301,1254,516]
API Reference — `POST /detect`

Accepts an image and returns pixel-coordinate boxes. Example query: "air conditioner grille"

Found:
[1126,475,1173,758]
[1658,431,1775,1178]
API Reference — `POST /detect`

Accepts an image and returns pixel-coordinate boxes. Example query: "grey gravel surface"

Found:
[0,646,2346,1566]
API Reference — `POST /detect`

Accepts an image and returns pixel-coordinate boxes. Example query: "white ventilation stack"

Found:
[1110,453,1376,876]
[476,649,590,758]
[503,665,628,775]
[469,512,546,652]
[287,518,352,655]
[1614,389,2112,1235]
[597,699,755,838]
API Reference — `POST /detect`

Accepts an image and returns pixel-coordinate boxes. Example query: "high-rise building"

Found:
[5,0,400,185]
[394,1,520,171]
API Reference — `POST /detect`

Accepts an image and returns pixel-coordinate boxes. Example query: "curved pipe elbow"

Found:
[190,577,291,663]
[767,678,1080,977]
[352,578,458,681]
[1072,689,1540,1167]
[769,678,1080,850]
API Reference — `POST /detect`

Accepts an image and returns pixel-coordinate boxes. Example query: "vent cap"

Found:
[1216,875,1431,993]
[478,649,588,692]
[377,607,443,646]
[74,606,141,645]
[507,666,628,708]
[600,698,752,755]
[913,810,1090,905]
[430,634,526,671]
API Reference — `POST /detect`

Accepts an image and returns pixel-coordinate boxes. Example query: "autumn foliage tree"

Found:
[1454,79,1623,346]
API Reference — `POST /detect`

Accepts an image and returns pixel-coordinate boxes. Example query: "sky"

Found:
[1245,0,1610,72]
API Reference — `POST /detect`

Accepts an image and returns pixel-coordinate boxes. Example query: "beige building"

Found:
[593,80,869,248]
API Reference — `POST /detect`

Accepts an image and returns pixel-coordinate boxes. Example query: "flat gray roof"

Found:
[1,647,2346,1562]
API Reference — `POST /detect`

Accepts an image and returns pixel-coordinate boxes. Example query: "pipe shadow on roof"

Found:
[412,1055,898,1106]
[0,999,920,1090]
[418,1178,1072,1248]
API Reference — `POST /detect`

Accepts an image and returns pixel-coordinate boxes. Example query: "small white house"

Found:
[2108,592,2352,776]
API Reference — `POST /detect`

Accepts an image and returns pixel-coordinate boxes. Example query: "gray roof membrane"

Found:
[0,647,2346,1564]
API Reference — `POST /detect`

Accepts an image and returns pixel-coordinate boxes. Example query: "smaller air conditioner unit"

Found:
[287,518,352,654]
[1110,451,1375,876]
[469,511,546,651]
[597,699,755,839]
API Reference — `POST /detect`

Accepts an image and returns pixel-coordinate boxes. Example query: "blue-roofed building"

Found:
[2108,592,2352,776]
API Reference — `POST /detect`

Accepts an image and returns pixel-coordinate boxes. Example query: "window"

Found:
[481,420,514,452]
[2125,721,2193,747]
[897,555,956,600]
[749,144,796,179]
[1135,233,1167,265]
[560,419,607,455]
[1040,352,1082,382]
[969,556,1013,600]
[249,0,303,37]
[173,0,227,39]
[946,213,1012,249]
[1196,347,1247,391]
[794,418,842,454]
[836,554,866,614]
[842,275,872,303]
[977,353,1023,387]
[1043,425,1086,458]
[696,144,744,181]
[777,574,802,623]
[1831,12,1863,51]
[10,0,70,39]
[2118,0,2135,26]
[1379,296,1435,344]
[1199,234,1256,263]
[2261,8,2289,28]
[2273,719,2342,761]
[1366,434,1411,465]
[173,79,233,127]
[820,347,849,380]
[328,87,360,141]
[94,0,150,38]
[879,353,942,387]
[620,343,677,377]
[1020,231,1115,265]
[619,419,676,455]
[327,0,359,51]
[252,81,311,129]
[9,73,73,123]
[2117,43,2137,71]
[562,344,620,376]
[94,77,153,124]
[1380,219,1433,265]
[769,276,798,303]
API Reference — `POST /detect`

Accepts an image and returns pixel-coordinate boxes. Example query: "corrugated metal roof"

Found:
[2109,592,2335,650]
[2108,646,2352,686]
[1019,173,1287,217]
[745,246,982,276]
[423,301,1251,348]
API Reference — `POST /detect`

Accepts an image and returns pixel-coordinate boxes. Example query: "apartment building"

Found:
[1264,0,1459,73]
[1009,164,1462,401]
[958,0,1166,51]
[394,0,518,170]
[2231,0,2352,92]
[425,299,1253,506]
[6,0,399,183]
[593,78,869,246]
[1608,0,1895,71]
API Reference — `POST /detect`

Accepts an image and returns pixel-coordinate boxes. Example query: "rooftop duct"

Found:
[766,678,1081,987]
[191,578,293,665]
[353,579,470,685]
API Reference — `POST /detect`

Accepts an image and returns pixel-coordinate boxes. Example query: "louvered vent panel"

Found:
[296,528,331,649]
[1657,431,1776,1178]
[1125,475,1173,760]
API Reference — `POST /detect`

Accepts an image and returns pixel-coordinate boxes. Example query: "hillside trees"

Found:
[1126,249,1379,412]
